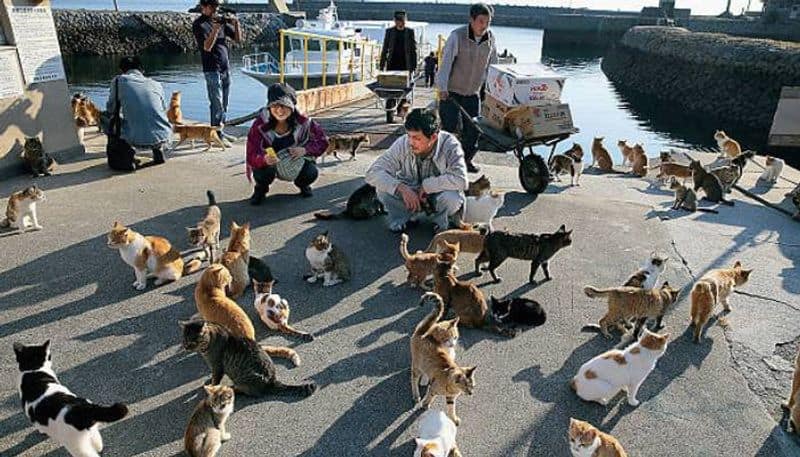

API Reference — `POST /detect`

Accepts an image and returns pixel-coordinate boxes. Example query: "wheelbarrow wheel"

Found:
[518,153,549,195]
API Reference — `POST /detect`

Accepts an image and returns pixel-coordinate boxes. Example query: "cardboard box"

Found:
[505,103,575,139]
[377,71,409,89]
[481,94,513,131]
[486,63,565,106]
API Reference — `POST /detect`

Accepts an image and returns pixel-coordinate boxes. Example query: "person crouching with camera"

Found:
[193,0,241,142]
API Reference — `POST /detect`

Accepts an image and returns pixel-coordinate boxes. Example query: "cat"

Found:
[462,191,505,231]
[623,253,668,289]
[248,256,274,284]
[617,140,635,167]
[13,340,129,457]
[180,320,316,397]
[410,292,475,426]
[689,160,734,206]
[690,260,752,343]
[253,279,314,341]
[73,94,101,131]
[323,133,370,162]
[759,155,784,184]
[549,144,584,186]
[655,161,692,185]
[414,410,462,457]
[714,130,742,158]
[669,179,718,213]
[167,91,184,125]
[107,221,185,290]
[425,227,486,274]
[476,225,573,284]
[313,183,386,220]
[782,347,800,434]
[305,231,351,286]
[630,144,648,177]
[184,384,234,457]
[467,174,491,197]
[489,295,546,328]
[583,282,680,339]
[187,190,221,264]
[1,185,45,232]
[590,137,614,172]
[710,164,741,193]
[400,233,460,289]
[729,149,754,176]
[21,137,57,177]
[221,222,251,298]
[396,100,412,119]
[571,329,670,406]
[173,125,227,151]
[434,255,515,337]
[568,418,628,457]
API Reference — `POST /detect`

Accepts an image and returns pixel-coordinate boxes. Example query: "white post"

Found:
[113,0,119,12]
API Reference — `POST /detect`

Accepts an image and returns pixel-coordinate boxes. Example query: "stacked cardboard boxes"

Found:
[482,63,575,139]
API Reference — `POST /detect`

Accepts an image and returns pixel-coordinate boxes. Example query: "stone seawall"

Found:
[53,10,286,56]
[601,27,800,130]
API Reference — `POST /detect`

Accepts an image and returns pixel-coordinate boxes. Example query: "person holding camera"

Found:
[193,0,241,141]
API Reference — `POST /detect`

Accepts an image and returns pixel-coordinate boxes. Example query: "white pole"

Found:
[113,0,119,12]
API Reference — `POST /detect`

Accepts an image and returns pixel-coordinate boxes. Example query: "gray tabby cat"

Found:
[689,160,734,206]
[187,190,221,263]
[21,137,56,177]
[184,385,234,457]
[180,320,316,397]
[670,178,718,214]
[710,165,741,193]
[304,231,351,286]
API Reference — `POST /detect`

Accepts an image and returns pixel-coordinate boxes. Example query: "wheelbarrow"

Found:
[366,80,415,124]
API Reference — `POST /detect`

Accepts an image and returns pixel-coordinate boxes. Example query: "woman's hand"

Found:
[263,155,279,166]
[288,147,306,159]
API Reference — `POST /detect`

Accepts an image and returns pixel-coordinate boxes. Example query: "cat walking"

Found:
[583,283,680,339]
[476,225,573,284]
[187,190,221,264]
[400,233,460,289]
[689,261,752,343]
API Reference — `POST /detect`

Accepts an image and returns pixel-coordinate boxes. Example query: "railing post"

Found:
[435,34,445,100]
[337,40,343,85]
[321,38,327,87]
[279,29,285,84]
[360,41,366,81]
[349,40,355,82]
[303,35,309,90]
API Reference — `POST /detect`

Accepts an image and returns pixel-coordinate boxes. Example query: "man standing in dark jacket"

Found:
[379,11,417,121]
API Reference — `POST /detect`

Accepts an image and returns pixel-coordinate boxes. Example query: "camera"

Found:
[213,7,237,24]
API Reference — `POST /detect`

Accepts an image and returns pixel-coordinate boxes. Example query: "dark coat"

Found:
[379,27,417,72]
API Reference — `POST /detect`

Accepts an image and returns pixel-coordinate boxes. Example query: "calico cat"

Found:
[583,282,680,339]
[462,191,505,231]
[489,296,546,328]
[305,231,351,286]
[476,225,573,284]
[714,130,742,158]
[21,137,57,177]
[568,418,628,457]
[253,279,314,341]
[434,255,515,337]
[323,133,370,162]
[167,91,184,125]
[467,174,491,197]
[107,221,184,290]
[571,329,670,406]
[690,261,752,343]
[759,155,784,184]
[783,347,800,434]
[549,144,584,186]
[623,253,668,289]
[617,140,635,167]
[410,292,475,426]
[174,125,227,151]
[400,233,460,289]
[710,164,741,193]
[13,340,129,457]
[314,183,387,220]
[414,410,461,457]
[184,385,234,457]
[670,179,719,213]
[73,95,102,131]
[590,137,613,171]
[221,222,251,298]
[630,144,648,177]
[425,227,486,274]
[187,190,221,264]
[689,160,734,206]
[1,185,45,232]
[180,320,316,397]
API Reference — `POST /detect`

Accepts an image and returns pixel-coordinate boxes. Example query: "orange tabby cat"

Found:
[568,418,627,457]
[107,221,185,290]
[714,130,742,158]
[400,233,460,289]
[591,137,613,172]
[167,91,184,125]
[630,144,648,177]
[174,125,227,151]
[221,222,251,298]
[617,140,635,167]
[783,346,800,434]
[410,292,460,403]
[425,228,486,274]
[690,260,752,343]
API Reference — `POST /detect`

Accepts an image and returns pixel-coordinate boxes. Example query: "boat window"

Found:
[290,38,301,50]
[308,40,321,51]
[326,40,339,51]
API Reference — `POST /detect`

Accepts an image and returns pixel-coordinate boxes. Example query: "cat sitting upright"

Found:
[305,231,351,286]
[590,137,613,171]
[184,384,233,457]
[759,155,784,184]
[21,137,57,177]
[476,225,573,284]
[689,160,734,206]
[462,191,505,231]
[167,91,184,125]
[714,130,742,158]
[2,185,45,232]
[107,221,185,290]
[14,340,129,457]
[466,174,491,197]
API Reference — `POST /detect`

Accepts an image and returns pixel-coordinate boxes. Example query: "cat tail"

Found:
[583,286,613,298]
[399,233,412,261]
[184,258,204,274]
[313,210,342,220]
[270,379,317,397]
[206,190,217,206]
[414,293,445,337]
[696,208,719,214]
[67,402,129,428]
[580,324,604,334]
[261,345,301,367]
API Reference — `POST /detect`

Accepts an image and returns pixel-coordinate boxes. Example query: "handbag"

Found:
[106,78,136,172]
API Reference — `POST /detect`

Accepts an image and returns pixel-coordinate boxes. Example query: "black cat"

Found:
[690,160,734,206]
[314,183,387,220]
[490,296,547,328]
[477,225,573,284]
[248,256,274,283]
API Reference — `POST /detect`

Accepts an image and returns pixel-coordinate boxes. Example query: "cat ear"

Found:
[450,317,460,327]
[242,222,251,230]
[661,333,671,340]
[178,320,191,329]
[463,366,477,378]
[203,385,214,395]
[113,221,123,229]
[322,230,329,237]
[733,260,742,269]
[557,224,566,233]
[662,281,669,287]
[230,221,240,230]
[13,342,24,354]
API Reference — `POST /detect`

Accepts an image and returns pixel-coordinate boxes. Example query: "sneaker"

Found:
[466,162,480,173]
[389,221,407,233]
[299,186,313,198]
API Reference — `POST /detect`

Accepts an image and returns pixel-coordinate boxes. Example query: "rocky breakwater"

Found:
[53,10,286,56]
[602,26,800,131]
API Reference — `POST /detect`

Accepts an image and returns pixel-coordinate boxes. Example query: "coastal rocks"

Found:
[602,27,800,130]
[53,10,286,56]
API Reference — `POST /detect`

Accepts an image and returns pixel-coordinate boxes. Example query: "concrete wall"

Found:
[686,17,800,42]
[0,0,83,178]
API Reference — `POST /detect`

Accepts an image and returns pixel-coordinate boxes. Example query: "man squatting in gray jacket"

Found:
[365,108,468,233]
[436,2,498,174]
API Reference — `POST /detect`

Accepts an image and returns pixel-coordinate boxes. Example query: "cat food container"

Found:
[377,71,410,89]
[486,63,565,107]
[504,103,575,139]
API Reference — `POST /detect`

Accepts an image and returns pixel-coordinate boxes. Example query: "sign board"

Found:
[0,50,24,98]
[7,6,66,84]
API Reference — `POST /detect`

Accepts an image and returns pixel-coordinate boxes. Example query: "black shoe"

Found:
[299,186,313,198]
[466,162,480,173]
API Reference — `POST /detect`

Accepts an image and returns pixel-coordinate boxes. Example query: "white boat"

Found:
[241,1,429,87]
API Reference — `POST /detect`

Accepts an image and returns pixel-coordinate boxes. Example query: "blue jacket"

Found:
[106,70,172,147]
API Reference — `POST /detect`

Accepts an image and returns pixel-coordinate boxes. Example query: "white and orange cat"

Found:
[783,346,800,434]
[568,418,627,457]
[252,279,314,342]
[714,130,742,158]
[107,221,185,290]
[1,185,45,232]
[221,222,251,298]
[571,329,669,407]
[690,260,752,343]
[414,410,461,457]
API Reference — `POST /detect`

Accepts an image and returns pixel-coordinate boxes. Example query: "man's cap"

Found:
[267,83,297,110]
[394,10,407,20]
[200,0,220,6]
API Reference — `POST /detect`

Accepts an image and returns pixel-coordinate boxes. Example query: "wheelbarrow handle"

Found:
[447,97,520,152]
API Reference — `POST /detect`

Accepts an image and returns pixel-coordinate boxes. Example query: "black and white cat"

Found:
[13,340,129,457]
